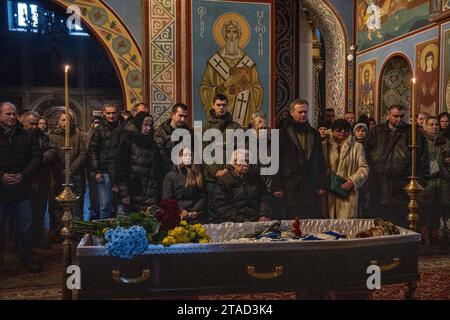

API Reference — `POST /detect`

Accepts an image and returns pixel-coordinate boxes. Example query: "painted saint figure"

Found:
[365,0,382,41]
[418,49,439,116]
[200,17,263,127]
[446,78,450,112]
[360,68,375,117]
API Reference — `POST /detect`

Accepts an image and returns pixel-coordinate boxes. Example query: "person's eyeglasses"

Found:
[334,128,348,133]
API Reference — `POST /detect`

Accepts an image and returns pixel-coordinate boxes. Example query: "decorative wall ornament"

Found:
[148,0,177,125]
[444,0,450,11]
[275,0,298,115]
[301,0,348,118]
[51,0,143,109]
[380,56,412,121]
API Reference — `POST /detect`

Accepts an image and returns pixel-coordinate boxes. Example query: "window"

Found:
[7,1,88,36]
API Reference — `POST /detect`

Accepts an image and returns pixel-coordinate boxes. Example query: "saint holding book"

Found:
[200,13,263,126]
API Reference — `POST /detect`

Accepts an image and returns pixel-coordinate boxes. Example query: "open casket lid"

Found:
[77,219,420,256]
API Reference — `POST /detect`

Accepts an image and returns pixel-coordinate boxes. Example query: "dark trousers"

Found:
[0,200,34,265]
[30,195,47,244]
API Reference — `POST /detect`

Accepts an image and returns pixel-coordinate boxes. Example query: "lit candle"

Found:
[411,78,416,147]
[65,65,70,147]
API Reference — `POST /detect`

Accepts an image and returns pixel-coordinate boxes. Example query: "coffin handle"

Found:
[370,258,400,272]
[112,269,151,284]
[247,265,283,279]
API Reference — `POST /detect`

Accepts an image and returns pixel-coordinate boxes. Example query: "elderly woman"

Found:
[322,119,369,219]
[115,112,161,212]
[212,149,272,223]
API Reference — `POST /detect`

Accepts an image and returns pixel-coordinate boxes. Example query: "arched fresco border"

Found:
[50,0,143,109]
[301,0,348,117]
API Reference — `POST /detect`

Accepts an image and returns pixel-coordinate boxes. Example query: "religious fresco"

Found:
[443,29,450,112]
[444,0,450,10]
[380,56,412,121]
[356,0,433,52]
[415,38,439,116]
[191,0,273,127]
[358,59,377,118]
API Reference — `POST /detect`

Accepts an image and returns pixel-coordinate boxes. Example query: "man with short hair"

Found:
[89,103,125,218]
[84,117,101,220]
[155,103,192,175]
[345,112,356,127]
[272,98,327,219]
[0,102,42,273]
[17,108,30,127]
[203,94,241,217]
[23,111,58,249]
[49,112,86,239]
[416,112,429,130]
[366,105,429,227]
[324,108,335,124]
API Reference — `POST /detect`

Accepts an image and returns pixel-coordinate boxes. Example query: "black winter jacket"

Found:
[162,165,207,223]
[115,132,162,211]
[366,122,429,204]
[271,117,327,216]
[89,118,124,182]
[0,124,42,202]
[212,169,272,223]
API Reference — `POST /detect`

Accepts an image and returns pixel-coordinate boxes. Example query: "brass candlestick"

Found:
[56,65,79,300]
[404,78,423,232]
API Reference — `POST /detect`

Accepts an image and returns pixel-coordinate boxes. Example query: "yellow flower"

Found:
[180,220,188,227]
[162,236,177,246]
[199,239,209,244]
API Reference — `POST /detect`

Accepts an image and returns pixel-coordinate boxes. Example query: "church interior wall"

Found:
[103,0,143,50]
[355,24,446,120]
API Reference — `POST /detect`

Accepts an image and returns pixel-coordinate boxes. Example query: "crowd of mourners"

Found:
[0,94,449,272]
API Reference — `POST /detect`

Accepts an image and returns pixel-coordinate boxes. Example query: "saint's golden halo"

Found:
[213,12,251,49]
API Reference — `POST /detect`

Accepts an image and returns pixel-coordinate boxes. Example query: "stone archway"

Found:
[50,0,143,109]
[301,0,348,118]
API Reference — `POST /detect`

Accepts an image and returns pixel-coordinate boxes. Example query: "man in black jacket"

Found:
[366,104,429,227]
[272,99,327,219]
[0,102,42,273]
[23,111,58,249]
[154,103,191,176]
[89,103,125,218]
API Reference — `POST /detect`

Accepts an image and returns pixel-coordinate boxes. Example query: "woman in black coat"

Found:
[115,112,161,212]
[162,148,208,223]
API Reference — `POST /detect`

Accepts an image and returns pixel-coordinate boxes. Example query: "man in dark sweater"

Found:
[0,102,42,273]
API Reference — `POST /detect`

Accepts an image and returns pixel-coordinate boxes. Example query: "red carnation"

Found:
[155,199,181,231]
[293,217,302,237]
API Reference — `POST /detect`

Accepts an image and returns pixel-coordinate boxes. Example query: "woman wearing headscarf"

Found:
[115,112,161,212]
